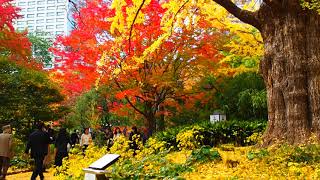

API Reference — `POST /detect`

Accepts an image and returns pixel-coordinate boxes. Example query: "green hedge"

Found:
[154,120,267,148]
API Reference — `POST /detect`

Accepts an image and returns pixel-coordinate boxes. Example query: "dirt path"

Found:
[6,171,54,180]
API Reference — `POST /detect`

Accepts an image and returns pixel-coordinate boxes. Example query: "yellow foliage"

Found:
[176,126,204,150]
[183,144,320,179]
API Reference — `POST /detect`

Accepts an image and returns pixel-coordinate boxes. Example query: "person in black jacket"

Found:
[25,122,51,180]
[70,130,79,148]
[129,126,142,155]
[54,128,70,166]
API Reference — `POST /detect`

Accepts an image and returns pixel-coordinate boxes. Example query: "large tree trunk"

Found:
[258,3,320,145]
[143,112,156,136]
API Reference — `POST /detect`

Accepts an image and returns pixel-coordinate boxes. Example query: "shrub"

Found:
[154,120,266,149]
[176,126,204,150]
[187,146,221,163]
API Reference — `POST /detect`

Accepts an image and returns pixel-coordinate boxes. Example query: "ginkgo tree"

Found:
[157,0,319,145]
[52,0,224,132]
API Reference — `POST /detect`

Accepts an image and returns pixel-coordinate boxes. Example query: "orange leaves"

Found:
[115,88,140,100]
[50,0,228,124]
[0,0,32,61]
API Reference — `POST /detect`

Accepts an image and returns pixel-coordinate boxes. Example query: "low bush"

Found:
[155,120,266,149]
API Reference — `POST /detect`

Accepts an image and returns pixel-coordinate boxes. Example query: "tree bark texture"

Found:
[258,2,320,145]
[213,0,320,145]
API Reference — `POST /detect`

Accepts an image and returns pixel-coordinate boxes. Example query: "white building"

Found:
[12,0,74,39]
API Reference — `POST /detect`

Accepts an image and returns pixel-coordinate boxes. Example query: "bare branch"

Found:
[170,0,190,35]
[128,0,146,54]
[212,0,261,30]
[114,79,146,116]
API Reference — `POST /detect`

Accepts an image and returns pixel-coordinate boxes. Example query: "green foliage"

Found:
[247,149,269,160]
[214,72,267,120]
[155,120,266,149]
[92,130,107,147]
[28,33,53,66]
[187,146,221,163]
[64,89,100,129]
[111,151,192,179]
[0,59,66,139]
[301,0,320,14]
[288,145,320,164]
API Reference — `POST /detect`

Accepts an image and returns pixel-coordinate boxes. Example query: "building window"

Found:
[27,20,34,25]
[57,0,65,3]
[37,13,45,17]
[36,19,44,24]
[57,5,65,10]
[28,25,34,30]
[47,6,55,10]
[27,7,35,12]
[47,0,55,4]
[17,21,24,25]
[18,2,26,6]
[56,18,64,22]
[37,7,45,11]
[56,31,64,35]
[47,12,55,17]
[17,27,25,31]
[28,1,36,6]
[56,24,64,29]
[46,19,54,23]
[36,26,44,30]
[27,14,35,18]
[46,25,54,30]
[37,0,45,5]
[56,12,64,16]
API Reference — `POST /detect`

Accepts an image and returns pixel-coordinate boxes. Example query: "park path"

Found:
[7,171,54,180]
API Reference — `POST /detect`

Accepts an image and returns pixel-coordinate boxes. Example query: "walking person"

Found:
[70,130,79,148]
[113,127,122,139]
[43,125,54,172]
[54,128,70,167]
[25,122,51,180]
[0,125,13,180]
[105,127,113,150]
[129,126,142,155]
[80,128,92,152]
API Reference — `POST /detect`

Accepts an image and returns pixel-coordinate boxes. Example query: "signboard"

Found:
[210,115,220,123]
[89,154,120,170]
[210,113,227,124]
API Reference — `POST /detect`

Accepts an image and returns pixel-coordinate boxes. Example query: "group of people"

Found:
[0,123,71,180]
[0,123,150,180]
[102,126,149,151]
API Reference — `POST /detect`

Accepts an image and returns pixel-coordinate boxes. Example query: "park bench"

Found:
[83,154,120,180]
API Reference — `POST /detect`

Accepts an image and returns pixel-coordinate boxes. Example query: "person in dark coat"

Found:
[129,126,142,155]
[70,130,79,148]
[105,127,113,150]
[54,128,70,166]
[25,122,51,180]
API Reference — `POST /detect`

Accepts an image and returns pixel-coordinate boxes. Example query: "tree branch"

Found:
[113,79,146,116]
[128,0,146,54]
[212,0,261,30]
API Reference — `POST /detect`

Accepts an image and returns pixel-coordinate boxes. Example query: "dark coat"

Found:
[25,130,51,158]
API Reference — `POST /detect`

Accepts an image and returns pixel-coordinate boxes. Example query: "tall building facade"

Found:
[12,0,73,39]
